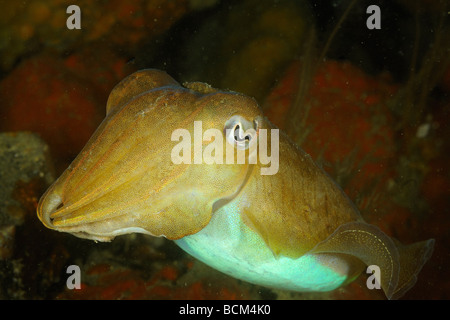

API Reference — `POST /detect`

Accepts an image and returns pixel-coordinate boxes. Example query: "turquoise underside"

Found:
[175,199,349,292]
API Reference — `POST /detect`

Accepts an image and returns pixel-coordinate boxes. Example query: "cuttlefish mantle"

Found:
[37,69,434,299]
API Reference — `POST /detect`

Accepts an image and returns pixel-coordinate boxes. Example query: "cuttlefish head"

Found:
[37,69,265,241]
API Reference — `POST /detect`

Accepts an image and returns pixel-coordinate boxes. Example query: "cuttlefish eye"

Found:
[224,115,258,150]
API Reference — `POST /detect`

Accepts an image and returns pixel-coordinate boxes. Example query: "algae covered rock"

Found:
[0,0,190,72]
[0,132,54,259]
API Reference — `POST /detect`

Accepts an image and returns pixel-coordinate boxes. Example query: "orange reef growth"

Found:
[264,60,399,210]
[57,261,252,300]
[0,49,133,170]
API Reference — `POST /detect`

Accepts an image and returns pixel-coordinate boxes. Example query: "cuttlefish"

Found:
[37,69,434,299]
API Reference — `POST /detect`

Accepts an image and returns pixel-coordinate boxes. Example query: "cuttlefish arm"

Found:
[37,69,250,240]
[37,69,434,299]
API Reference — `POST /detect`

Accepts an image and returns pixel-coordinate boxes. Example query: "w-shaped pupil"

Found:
[234,124,250,142]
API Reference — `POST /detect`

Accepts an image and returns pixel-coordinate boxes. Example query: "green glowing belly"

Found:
[175,200,355,292]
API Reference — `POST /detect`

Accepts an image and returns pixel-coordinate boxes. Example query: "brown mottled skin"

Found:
[38,70,434,299]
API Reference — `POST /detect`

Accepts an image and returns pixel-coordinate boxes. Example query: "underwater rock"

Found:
[0,132,76,298]
[178,0,312,101]
[0,0,190,72]
[0,53,109,169]
[0,132,54,229]
[0,225,15,260]
[0,132,53,260]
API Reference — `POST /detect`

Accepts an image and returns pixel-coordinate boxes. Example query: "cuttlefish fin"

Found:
[106,69,180,115]
[309,221,434,299]
[390,237,435,299]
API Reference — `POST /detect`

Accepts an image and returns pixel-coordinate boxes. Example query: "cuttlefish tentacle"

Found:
[37,69,434,299]
[58,70,179,202]
[42,87,191,231]
[50,109,181,223]
[38,69,251,241]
